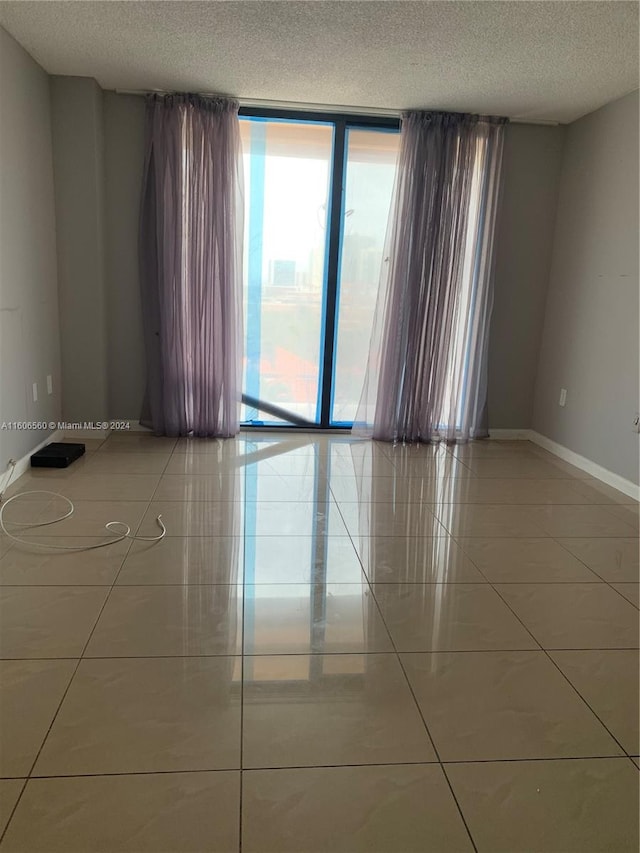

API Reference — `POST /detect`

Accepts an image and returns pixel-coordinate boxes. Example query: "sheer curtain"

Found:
[139,94,244,437]
[354,111,507,443]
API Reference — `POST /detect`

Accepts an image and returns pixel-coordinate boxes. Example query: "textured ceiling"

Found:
[1,1,638,123]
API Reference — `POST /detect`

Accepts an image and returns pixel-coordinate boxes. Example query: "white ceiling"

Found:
[1,1,638,123]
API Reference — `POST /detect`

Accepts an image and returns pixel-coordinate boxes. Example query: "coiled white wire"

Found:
[0,465,166,551]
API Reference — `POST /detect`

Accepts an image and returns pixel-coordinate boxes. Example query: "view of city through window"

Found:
[239,118,399,426]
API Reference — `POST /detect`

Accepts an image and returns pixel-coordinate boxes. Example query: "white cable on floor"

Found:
[0,464,166,551]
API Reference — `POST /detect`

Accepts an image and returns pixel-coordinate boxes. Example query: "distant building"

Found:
[270,259,296,287]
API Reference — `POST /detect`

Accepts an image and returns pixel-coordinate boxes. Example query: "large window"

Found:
[239,112,400,428]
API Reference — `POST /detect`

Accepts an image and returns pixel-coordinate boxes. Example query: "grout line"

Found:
[2,436,637,846]
[239,473,247,853]
[551,536,640,609]
[0,448,168,845]
[2,753,634,784]
[1,645,638,663]
[354,547,480,852]
[487,582,633,758]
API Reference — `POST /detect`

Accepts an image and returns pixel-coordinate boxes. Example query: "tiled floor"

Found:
[0,432,638,852]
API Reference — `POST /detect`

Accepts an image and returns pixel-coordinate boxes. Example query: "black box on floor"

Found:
[30,442,86,469]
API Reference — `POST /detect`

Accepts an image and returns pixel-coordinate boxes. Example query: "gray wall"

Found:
[51,76,109,422]
[488,123,565,429]
[104,92,146,419]
[0,27,61,467]
[533,90,639,484]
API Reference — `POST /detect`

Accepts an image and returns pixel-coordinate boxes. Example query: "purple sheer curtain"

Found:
[354,111,506,443]
[139,94,244,437]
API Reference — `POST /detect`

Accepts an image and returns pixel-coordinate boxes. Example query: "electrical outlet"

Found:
[558,388,567,407]
[46,375,53,395]
[32,382,38,403]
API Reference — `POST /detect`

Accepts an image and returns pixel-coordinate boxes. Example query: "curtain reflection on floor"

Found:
[350,439,474,653]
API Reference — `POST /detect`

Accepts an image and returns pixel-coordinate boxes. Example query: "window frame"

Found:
[238,107,400,431]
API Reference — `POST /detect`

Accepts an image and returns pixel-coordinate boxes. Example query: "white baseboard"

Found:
[529,430,640,501]
[0,429,64,494]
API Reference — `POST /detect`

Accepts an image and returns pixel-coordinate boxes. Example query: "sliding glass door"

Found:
[239,112,400,428]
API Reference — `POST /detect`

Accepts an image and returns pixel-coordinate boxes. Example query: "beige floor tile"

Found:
[166,452,317,477]
[98,434,177,453]
[531,505,638,537]
[356,536,486,583]
[245,536,365,584]
[327,450,399,478]
[0,771,239,853]
[0,779,24,837]
[33,657,241,775]
[243,583,393,655]
[495,583,639,649]
[632,757,640,768]
[566,478,639,505]
[1,436,634,842]
[391,456,473,481]
[372,584,538,651]
[0,537,130,585]
[401,651,622,761]
[163,453,238,475]
[377,441,450,460]
[449,440,541,460]
[80,452,171,474]
[138,501,243,537]
[27,499,147,538]
[340,502,446,538]
[154,473,244,502]
[242,502,348,537]
[0,586,109,658]
[438,478,608,505]
[432,504,546,537]
[243,475,322,503]
[0,535,12,559]
[2,474,70,500]
[549,650,639,754]
[0,500,53,527]
[139,501,347,538]
[606,503,640,531]
[464,458,589,479]
[329,473,472,504]
[61,474,160,502]
[242,764,473,853]
[242,653,436,768]
[175,435,316,457]
[446,758,639,853]
[0,659,76,776]
[172,437,236,454]
[85,585,242,657]
[117,536,243,584]
[457,538,600,582]
[557,537,639,581]
[611,582,640,608]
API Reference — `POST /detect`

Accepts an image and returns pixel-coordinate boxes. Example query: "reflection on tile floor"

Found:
[0,433,637,851]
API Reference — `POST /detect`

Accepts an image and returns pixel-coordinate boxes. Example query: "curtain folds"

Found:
[139,93,244,437]
[354,110,507,443]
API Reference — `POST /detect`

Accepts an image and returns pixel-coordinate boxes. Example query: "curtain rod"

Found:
[114,90,560,126]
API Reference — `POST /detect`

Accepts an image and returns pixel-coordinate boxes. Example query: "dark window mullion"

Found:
[320,121,347,428]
